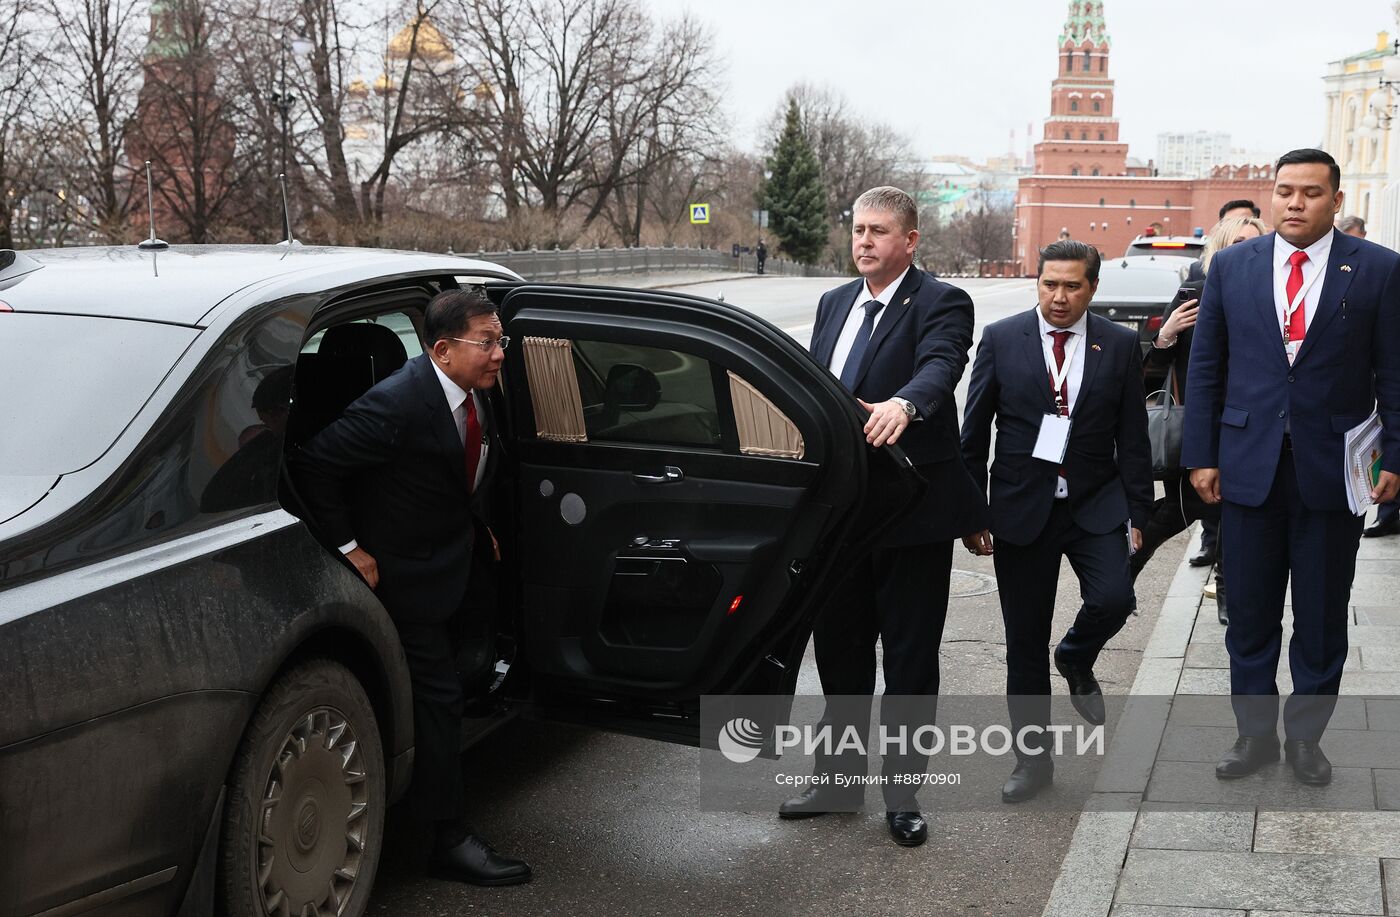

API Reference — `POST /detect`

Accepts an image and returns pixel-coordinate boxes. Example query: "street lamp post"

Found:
[270,29,313,238]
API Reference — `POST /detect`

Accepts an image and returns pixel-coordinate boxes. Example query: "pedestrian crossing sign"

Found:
[689,203,710,224]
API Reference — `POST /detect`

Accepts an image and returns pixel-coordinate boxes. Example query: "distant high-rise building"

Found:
[1156,131,1233,178]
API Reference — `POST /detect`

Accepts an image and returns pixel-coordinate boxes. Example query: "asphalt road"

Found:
[367,274,1193,916]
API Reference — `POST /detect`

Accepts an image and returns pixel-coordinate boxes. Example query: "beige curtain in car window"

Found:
[522,337,588,442]
[727,371,804,459]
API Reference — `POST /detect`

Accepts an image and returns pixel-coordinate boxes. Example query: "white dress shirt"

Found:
[828,265,911,380]
[1272,230,1333,339]
[1036,307,1088,498]
[430,359,489,494]
[338,361,488,555]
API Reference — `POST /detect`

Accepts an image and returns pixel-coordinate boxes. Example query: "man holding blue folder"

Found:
[1185,149,1400,785]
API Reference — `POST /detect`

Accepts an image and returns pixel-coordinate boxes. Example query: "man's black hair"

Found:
[1218,199,1260,219]
[424,288,496,345]
[1037,239,1102,283]
[1275,148,1341,193]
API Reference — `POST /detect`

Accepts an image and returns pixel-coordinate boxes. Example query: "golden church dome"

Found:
[386,18,451,62]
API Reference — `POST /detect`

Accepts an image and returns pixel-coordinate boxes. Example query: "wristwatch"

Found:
[891,397,917,418]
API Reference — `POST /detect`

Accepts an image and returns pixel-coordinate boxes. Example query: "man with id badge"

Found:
[1184,149,1400,786]
[961,240,1154,804]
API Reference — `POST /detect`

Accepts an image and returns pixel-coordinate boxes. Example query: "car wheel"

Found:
[219,659,385,917]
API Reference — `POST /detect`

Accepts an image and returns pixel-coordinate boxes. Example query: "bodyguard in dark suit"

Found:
[777,186,986,846]
[289,289,531,886]
[961,240,1154,803]
[1185,149,1400,785]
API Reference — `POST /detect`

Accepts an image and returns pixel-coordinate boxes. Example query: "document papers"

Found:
[1345,412,1384,516]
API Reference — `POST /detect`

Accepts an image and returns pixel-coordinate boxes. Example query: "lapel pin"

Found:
[1341,264,1353,272]
[1091,343,1102,351]
[902,297,911,305]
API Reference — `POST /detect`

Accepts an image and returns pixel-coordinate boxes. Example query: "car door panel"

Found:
[495,284,922,743]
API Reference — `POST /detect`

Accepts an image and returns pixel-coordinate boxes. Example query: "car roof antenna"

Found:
[137,161,168,251]
[276,173,301,250]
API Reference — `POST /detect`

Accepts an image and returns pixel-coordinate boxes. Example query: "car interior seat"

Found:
[288,321,410,447]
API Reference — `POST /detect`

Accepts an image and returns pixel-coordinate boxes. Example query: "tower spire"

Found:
[1034,0,1125,176]
[1060,1,1110,48]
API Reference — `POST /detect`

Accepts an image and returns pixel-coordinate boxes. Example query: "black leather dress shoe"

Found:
[1054,651,1105,725]
[429,834,532,886]
[1364,517,1400,538]
[1188,546,1217,567]
[886,811,927,846]
[1214,735,1281,779]
[778,785,862,819]
[1001,761,1054,803]
[1285,739,1333,786]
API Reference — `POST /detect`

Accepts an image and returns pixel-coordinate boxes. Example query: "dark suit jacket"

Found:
[961,308,1154,546]
[289,353,499,624]
[810,267,987,544]
[1183,230,1400,509]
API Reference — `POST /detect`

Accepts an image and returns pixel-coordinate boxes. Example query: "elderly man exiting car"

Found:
[290,288,530,886]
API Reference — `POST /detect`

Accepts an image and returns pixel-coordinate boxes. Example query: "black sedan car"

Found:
[0,245,918,917]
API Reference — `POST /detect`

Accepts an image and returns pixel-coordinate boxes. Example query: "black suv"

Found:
[0,245,918,917]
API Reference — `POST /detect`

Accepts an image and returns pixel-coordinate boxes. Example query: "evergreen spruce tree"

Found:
[761,99,829,265]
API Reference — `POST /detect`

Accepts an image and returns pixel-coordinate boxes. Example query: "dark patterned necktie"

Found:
[839,300,882,390]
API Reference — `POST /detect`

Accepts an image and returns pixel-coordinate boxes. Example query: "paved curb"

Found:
[1041,528,1214,917]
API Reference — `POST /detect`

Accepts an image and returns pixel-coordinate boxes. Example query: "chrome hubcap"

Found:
[257,708,369,916]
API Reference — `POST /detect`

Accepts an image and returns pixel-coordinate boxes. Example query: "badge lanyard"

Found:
[1282,260,1323,345]
[1047,334,1081,416]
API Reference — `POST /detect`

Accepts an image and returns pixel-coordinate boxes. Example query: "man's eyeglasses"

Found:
[447,335,511,353]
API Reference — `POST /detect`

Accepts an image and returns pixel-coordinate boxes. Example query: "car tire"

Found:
[218,659,385,917]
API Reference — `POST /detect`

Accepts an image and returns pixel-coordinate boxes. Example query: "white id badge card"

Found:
[1032,413,1073,464]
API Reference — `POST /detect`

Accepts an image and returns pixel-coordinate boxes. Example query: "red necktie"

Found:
[463,394,482,492]
[1285,250,1309,343]
[1048,330,1071,415]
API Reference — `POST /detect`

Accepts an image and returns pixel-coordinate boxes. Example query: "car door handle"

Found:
[633,466,684,484]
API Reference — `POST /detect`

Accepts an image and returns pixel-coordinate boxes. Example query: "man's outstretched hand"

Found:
[858,399,910,447]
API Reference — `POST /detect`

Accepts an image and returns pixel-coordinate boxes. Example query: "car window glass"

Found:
[0,314,197,475]
[301,312,423,358]
[1093,265,1186,300]
[286,308,423,449]
[571,339,722,449]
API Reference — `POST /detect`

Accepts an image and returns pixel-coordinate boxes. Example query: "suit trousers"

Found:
[994,500,1135,760]
[811,540,953,809]
[1222,448,1363,741]
[396,620,467,822]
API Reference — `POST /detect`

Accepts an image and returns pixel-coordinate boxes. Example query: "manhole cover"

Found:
[949,569,998,598]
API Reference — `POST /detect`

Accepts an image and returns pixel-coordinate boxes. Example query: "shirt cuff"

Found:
[338,540,358,554]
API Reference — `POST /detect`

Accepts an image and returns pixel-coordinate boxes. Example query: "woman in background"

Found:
[1131,215,1269,624]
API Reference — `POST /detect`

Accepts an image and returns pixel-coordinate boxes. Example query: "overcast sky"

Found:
[645,0,1400,164]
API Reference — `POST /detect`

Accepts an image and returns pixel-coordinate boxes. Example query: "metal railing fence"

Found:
[450,244,842,280]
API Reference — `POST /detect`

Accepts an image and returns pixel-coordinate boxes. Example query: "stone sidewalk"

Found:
[1043,515,1400,917]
